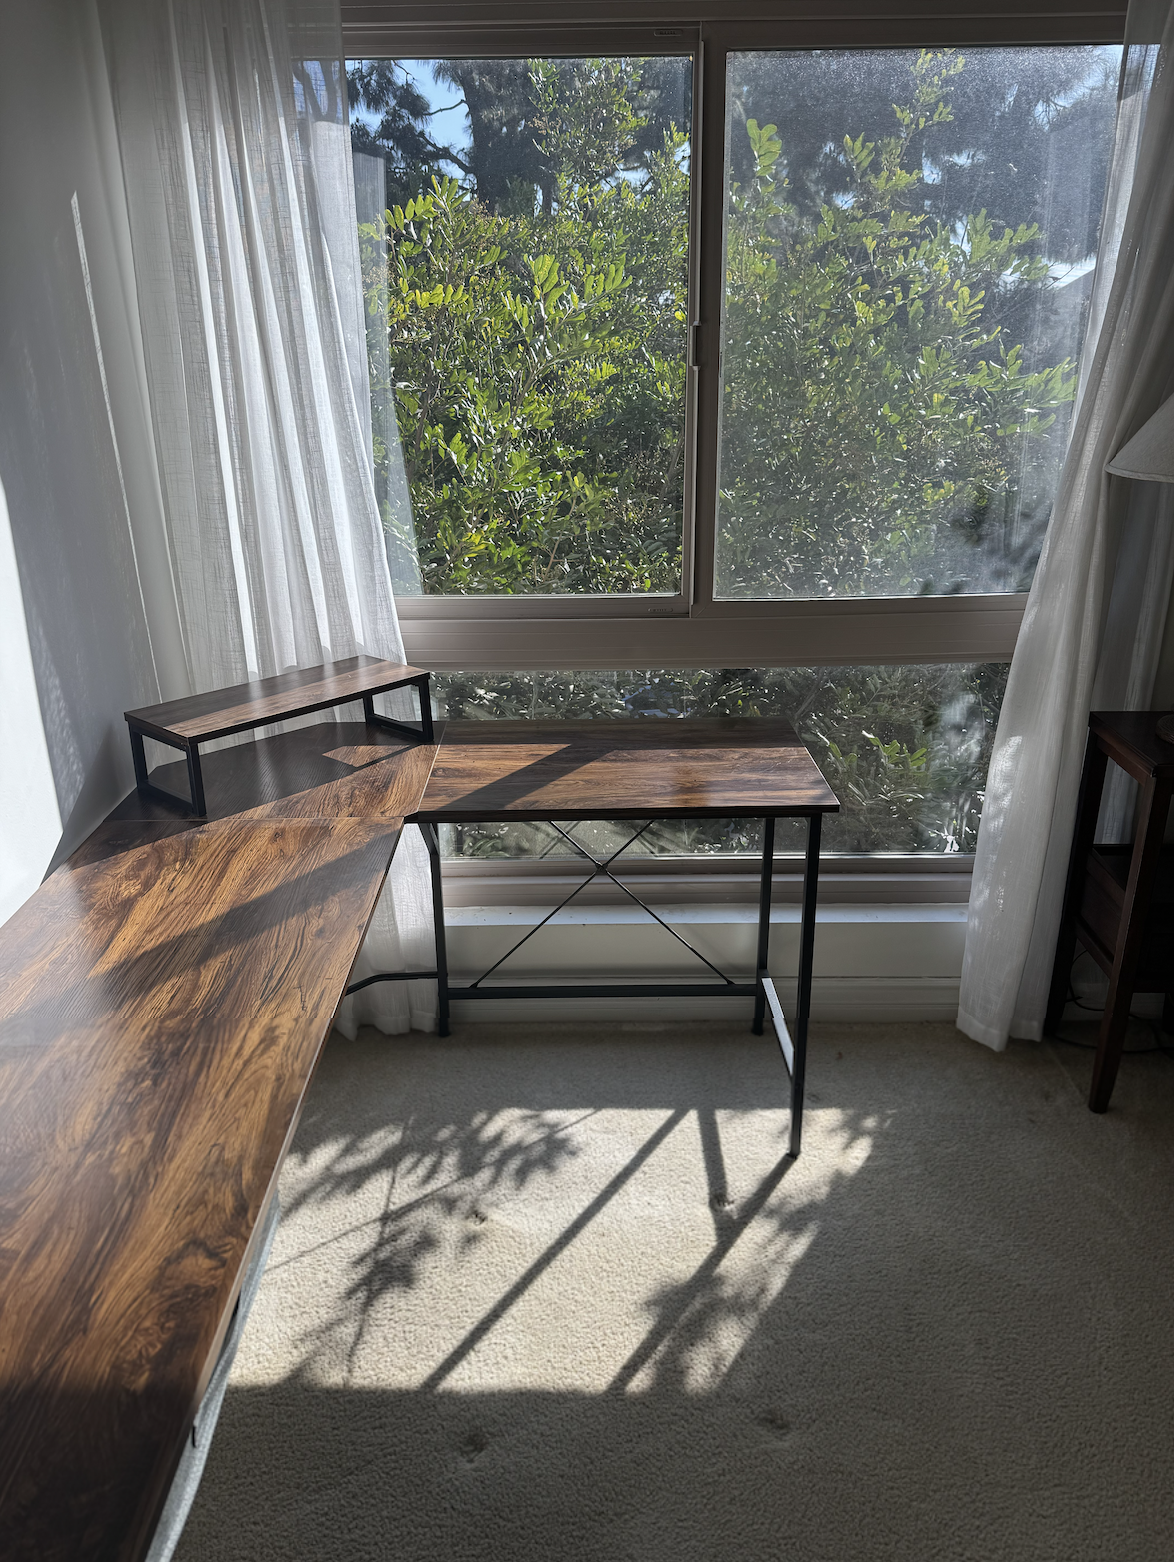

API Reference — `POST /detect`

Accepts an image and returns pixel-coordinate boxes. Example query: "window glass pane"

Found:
[716,46,1121,599]
[347,56,692,596]
[433,663,1008,856]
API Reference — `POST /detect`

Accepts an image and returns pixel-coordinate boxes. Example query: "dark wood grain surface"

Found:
[413,718,839,822]
[0,709,835,1559]
[1090,710,1174,782]
[1079,844,1174,990]
[105,720,440,830]
[124,655,429,743]
[0,722,437,1561]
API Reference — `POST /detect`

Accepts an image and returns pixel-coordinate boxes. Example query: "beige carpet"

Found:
[175,1019,1174,1562]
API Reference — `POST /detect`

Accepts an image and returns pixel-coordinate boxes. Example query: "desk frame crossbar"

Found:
[351,810,824,1157]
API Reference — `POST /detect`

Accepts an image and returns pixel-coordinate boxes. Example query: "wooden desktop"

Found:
[0,687,835,1560]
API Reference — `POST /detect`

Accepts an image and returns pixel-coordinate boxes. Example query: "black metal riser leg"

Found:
[128,723,205,815]
[416,675,434,742]
[420,822,450,1037]
[790,812,822,1158]
[361,674,434,745]
[130,727,150,794]
[185,743,207,817]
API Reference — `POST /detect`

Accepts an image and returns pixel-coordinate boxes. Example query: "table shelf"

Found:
[124,655,432,815]
[1076,844,1174,991]
[1046,711,1174,1111]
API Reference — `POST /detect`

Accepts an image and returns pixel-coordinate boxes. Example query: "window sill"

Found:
[402,597,1025,669]
[441,854,974,907]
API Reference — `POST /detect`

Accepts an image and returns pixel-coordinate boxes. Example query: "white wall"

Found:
[0,0,186,920]
[445,903,969,1024]
[0,474,61,924]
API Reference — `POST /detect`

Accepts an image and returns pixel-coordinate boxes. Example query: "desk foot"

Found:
[762,975,804,1156]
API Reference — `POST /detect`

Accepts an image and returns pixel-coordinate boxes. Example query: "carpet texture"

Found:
[175,1020,1174,1562]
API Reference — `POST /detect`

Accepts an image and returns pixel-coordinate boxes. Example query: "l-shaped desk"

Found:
[0,661,836,1560]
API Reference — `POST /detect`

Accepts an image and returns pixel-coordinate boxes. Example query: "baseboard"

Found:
[448,984,1167,1028]
[449,976,963,1025]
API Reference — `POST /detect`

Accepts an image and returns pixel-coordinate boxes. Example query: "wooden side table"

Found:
[1045,711,1174,1112]
[125,655,432,816]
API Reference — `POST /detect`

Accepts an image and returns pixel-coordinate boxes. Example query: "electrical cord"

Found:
[1048,958,1174,1059]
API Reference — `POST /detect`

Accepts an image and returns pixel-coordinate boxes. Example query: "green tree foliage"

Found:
[348,49,1110,851]
[432,56,691,213]
[726,46,1119,264]
[347,60,460,207]
[367,58,689,593]
[718,53,1078,597]
[357,49,1103,599]
[434,662,1007,855]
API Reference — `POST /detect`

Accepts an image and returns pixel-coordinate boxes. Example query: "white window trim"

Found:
[441,851,975,906]
[401,592,1026,667]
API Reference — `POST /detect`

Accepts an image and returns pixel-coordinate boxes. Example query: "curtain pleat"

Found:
[101,0,436,1035]
[958,3,1174,1048]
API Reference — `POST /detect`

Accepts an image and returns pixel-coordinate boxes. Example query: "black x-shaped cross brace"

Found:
[467,820,735,990]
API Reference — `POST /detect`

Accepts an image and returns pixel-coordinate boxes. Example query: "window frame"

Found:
[342,3,1126,672]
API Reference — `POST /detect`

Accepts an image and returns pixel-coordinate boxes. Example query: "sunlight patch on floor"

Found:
[229,1101,874,1397]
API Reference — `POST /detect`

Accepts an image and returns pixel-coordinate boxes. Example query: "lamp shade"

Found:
[1105,392,1174,482]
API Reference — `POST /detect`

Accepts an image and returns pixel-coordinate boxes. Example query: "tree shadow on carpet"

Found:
[174,1023,1174,1561]
[268,1023,860,1385]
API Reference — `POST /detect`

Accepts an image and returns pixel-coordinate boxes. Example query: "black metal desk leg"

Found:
[790,811,822,1157]
[420,822,450,1037]
[753,816,775,1035]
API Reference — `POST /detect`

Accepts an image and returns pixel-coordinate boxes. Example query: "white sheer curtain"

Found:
[100,0,436,1034]
[958,2,1174,1049]
[352,148,423,597]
